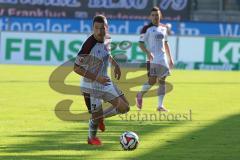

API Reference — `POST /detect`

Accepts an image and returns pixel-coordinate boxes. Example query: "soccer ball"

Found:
[120,131,139,150]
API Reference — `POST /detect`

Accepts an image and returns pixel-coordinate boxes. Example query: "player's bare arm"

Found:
[139,42,154,61]
[109,55,121,80]
[73,63,110,85]
[164,41,174,69]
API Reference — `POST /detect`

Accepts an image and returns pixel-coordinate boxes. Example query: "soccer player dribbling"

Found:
[73,15,130,146]
[136,7,174,112]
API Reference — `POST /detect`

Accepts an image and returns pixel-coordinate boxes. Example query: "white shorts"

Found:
[81,81,123,113]
[148,62,170,78]
[147,53,170,78]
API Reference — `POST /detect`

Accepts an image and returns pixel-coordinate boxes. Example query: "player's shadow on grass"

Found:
[134,113,240,160]
[0,118,186,160]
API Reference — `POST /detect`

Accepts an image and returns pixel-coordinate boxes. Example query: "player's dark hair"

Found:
[151,6,160,12]
[151,6,162,18]
[93,15,107,26]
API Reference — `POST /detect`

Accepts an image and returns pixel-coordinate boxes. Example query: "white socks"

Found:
[140,80,166,108]
[103,106,120,118]
[141,82,152,95]
[158,80,166,107]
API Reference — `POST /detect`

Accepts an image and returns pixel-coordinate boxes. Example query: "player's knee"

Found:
[148,79,156,85]
[124,104,130,113]
[159,78,166,85]
[149,81,155,85]
[148,81,156,86]
[118,103,130,114]
[118,106,129,114]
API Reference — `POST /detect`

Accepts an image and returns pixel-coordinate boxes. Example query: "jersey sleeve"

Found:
[75,55,84,66]
[74,35,96,66]
[164,28,168,42]
[139,25,149,43]
[74,46,90,66]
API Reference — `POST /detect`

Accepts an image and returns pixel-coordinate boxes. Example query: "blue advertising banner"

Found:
[178,21,240,37]
[0,17,150,34]
[1,17,240,36]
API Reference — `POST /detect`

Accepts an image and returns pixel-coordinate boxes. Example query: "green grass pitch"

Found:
[0,64,240,160]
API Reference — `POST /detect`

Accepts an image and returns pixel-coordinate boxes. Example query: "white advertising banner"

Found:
[178,36,205,62]
[1,32,238,67]
[0,32,177,65]
[0,32,87,65]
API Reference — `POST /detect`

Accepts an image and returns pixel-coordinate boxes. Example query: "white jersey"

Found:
[74,35,123,106]
[75,34,110,92]
[139,23,168,65]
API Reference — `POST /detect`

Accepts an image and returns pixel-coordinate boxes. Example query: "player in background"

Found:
[136,7,174,112]
[74,15,129,146]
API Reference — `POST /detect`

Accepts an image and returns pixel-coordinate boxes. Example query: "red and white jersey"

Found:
[75,34,110,91]
[139,23,168,64]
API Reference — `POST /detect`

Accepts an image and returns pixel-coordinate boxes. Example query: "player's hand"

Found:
[147,52,154,61]
[114,65,121,80]
[169,59,174,69]
[96,76,111,85]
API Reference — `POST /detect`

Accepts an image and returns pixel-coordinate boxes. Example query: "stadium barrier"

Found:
[0,31,239,70]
